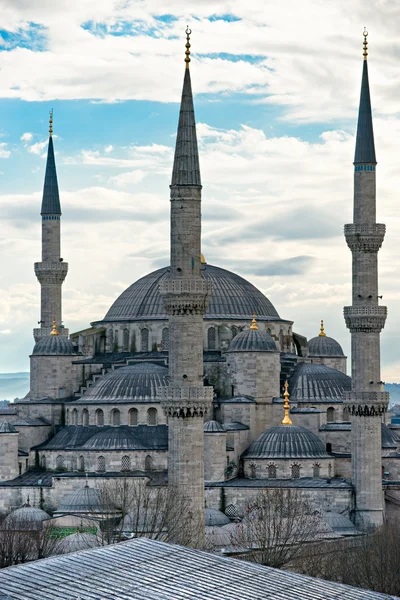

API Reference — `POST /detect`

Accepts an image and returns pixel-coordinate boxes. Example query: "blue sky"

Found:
[1,0,400,380]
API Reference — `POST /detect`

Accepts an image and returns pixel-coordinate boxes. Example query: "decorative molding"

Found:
[344,305,387,332]
[34,262,68,285]
[160,278,212,316]
[344,223,385,252]
[158,385,213,418]
[343,391,389,416]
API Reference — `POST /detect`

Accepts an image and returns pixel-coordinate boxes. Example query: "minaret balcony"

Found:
[160,278,212,315]
[343,391,389,416]
[34,262,68,285]
[344,305,387,332]
[158,385,213,418]
[344,223,385,252]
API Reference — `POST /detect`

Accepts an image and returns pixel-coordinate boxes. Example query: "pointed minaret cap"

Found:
[281,380,293,425]
[171,28,201,187]
[354,29,376,165]
[319,320,326,337]
[41,110,61,216]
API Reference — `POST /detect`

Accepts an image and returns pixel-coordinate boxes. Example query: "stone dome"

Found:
[96,264,279,324]
[289,363,351,402]
[204,420,225,433]
[227,328,276,353]
[79,363,168,403]
[243,425,328,459]
[205,508,231,527]
[308,335,345,357]
[58,485,104,513]
[54,532,98,555]
[32,334,77,356]
[4,505,50,530]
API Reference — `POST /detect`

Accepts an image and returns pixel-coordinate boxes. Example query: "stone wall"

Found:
[0,432,19,481]
[204,433,227,482]
[30,355,82,401]
[38,449,167,473]
[65,404,166,426]
[242,457,334,479]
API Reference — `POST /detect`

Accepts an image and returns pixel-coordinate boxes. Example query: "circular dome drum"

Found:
[96,264,280,323]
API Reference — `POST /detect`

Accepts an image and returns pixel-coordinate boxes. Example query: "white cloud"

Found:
[104,144,113,153]
[27,140,47,155]
[108,170,147,188]
[20,132,33,143]
[0,143,10,158]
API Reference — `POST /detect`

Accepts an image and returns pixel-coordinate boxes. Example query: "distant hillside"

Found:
[0,372,29,401]
[385,383,400,406]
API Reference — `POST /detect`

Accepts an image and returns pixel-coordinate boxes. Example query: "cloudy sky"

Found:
[0,0,399,379]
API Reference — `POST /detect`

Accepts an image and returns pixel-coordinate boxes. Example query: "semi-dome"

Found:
[78,363,168,403]
[381,424,399,449]
[95,264,279,324]
[205,508,231,527]
[58,485,103,513]
[54,532,98,555]
[82,425,168,451]
[227,327,276,353]
[204,420,225,433]
[289,363,351,403]
[243,425,328,459]
[32,334,77,356]
[4,505,50,530]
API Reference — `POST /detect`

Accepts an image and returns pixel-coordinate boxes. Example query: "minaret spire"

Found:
[158,29,212,547]
[344,31,388,529]
[34,112,68,341]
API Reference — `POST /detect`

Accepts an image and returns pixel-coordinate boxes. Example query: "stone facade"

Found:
[30,355,81,400]
[0,430,19,481]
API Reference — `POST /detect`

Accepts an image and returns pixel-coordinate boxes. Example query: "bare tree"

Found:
[231,489,320,568]
[0,513,58,568]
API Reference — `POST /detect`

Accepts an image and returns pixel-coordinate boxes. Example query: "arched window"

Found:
[41,455,46,470]
[95,409,104,426]
[79,455,85,471]
[66,409,70,424]
[207,327,216,350]
[141,328,149,352]
[147,407,158,426]
[82,409,89,426]
[71,456,77,471]
[108,328,114,349]
[268,464,277,479]
[56,455,64,470]
[97,456,106,473]
[111,408,120,426]
[279,329,284,350]
[326,443,332,453]
[327,407,335,423]
[249,463,256,478]
[313,463,321,478]
[129,408,138,426]
[162,327,169,350]
[121,455,131,472]
[71,409,78,426]
[123,328,129,352]
[291,464,301,479]
[145,455,153,471]
[231,326,238,339]
[343,406,349,421]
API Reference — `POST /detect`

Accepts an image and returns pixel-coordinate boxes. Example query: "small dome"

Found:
[205,526,232,549]
[308,335,345,357]
[4,505,50,530]
[79,363,168,403]
[54,532,98,555]
[381,424,399,449]
[204,420,225,433]
[58,485,104,513]
[227,328,276,353]
[32,334,77,356]
[289,363,351,402]
[0,421,17,433]
[243,425,328,459]
[205,508,231,527]
[323,512,359,535]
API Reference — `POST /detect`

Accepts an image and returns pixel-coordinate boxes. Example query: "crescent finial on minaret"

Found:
[49,109,53,137]
[185,26,192,68]
[363,28,368,61]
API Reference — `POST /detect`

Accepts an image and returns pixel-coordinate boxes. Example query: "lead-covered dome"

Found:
[289,363,351,402]
[58,485,103,513]
[32,334,77,356]
[4,505,50,530]
[308,336,345,357]
[96,264,279,323]
[243,425,328,459]
[78,363,168,403]
[227,328,276,353]
[205,508,231,527]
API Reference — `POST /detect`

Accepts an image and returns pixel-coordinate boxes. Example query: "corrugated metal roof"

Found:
[207,477,352,489]
[0,537,392,599]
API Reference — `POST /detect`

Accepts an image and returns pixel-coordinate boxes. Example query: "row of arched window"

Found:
[68,407,158,426]
[50,454,154,473]
[249,463,321,479]
[108,328,170,352]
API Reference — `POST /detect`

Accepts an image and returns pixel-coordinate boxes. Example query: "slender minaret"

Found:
[34,112,68,341]
[158,28,213,546]
[344,30,389,529]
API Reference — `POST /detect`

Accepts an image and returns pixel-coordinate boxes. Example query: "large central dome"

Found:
[98,264,279,323]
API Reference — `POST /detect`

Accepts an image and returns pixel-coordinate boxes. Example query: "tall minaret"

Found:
[34,112,68,341]
[344,30,389,529]
[158,28,213,546]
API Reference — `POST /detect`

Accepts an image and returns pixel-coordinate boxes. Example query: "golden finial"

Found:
[281,380,293,425]
[363,28,368,61]
[185,26,192,68]
[50,320,59,336]
[49,109,53,137]
[319,319,326,337]
[250,313,258,330]
[200,253,206,264]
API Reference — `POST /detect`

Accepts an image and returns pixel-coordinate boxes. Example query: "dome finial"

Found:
[50,320,59,336]
[363,27,368,61]
[49,109,53,137]
[200,253,206,264]
[250,312,258,330]
[319,319,326,337]
[281,380,292,425]
[185,26,192,69]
